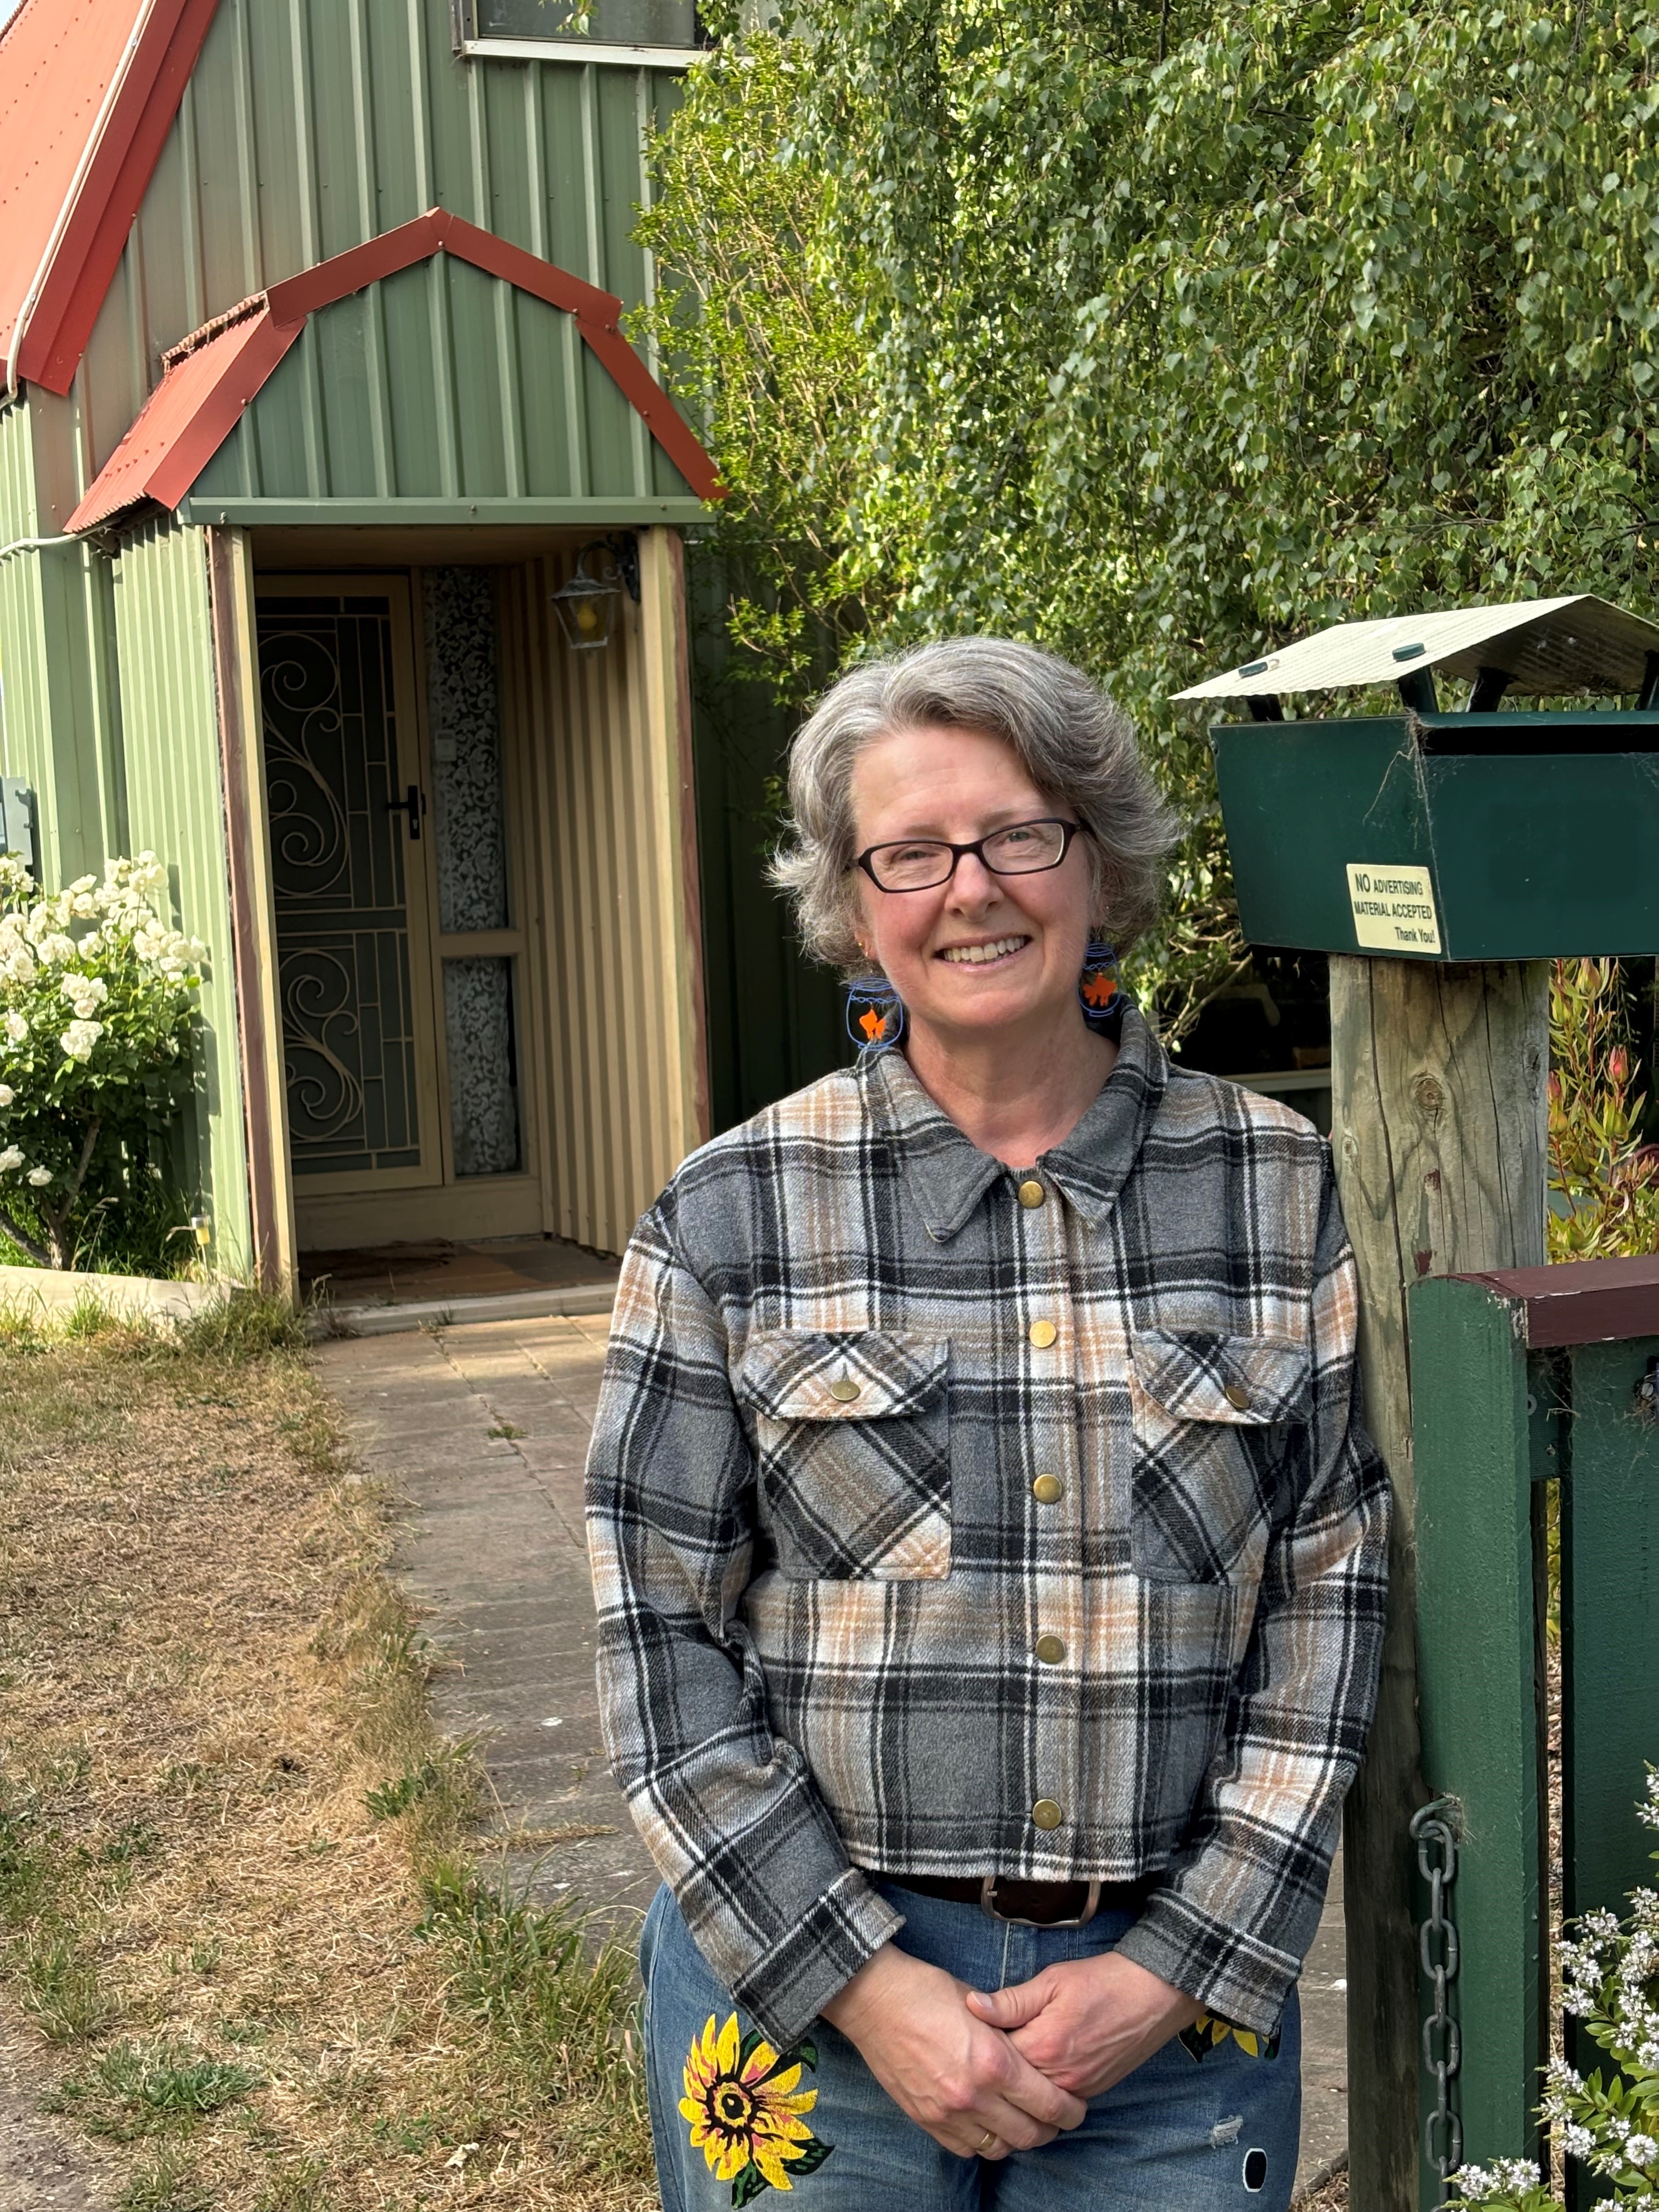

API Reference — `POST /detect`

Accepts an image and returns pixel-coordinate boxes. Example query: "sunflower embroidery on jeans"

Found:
[680,2012,834,2202]
[1179,2010,1281,2063]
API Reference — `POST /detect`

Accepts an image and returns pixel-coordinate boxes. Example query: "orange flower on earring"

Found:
[680,2013,834,2201]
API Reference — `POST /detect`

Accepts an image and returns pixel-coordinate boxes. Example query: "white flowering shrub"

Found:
[0,853,203,1270]
[1447,1769,1659,2211]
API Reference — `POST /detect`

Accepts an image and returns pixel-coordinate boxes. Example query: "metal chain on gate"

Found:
[1411,1797,1463,2182]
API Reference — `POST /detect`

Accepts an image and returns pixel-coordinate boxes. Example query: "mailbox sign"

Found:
[1345,863,1442,953]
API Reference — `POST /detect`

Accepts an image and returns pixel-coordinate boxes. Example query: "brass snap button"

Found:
[1028,1319,1058,1350]
[1034,1634,1066,1666]
[1031,1474,1064,1504]
[1223,1381,1253,1412]
[828,1376,861,1402]
[1031,1799,1065,1831]
[1017,1179,1045,1209]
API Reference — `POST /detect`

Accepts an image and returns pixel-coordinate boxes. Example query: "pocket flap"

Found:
[1132,1329,1310,1425]
[738,1330,949,1423]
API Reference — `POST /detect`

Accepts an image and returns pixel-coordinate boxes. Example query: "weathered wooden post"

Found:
[1329,958,1545,2211]
[1176,594,1659,2210]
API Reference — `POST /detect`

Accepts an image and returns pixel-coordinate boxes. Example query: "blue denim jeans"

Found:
[640,1882,1302,2211]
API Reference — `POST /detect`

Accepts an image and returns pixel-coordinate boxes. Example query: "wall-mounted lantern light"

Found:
[550,534,641,652]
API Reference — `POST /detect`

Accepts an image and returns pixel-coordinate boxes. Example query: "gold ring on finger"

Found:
[977,2129,998,2154]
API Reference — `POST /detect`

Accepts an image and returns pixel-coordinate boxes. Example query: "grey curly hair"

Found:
[770,636,1180,973]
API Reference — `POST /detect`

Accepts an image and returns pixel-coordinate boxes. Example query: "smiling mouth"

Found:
[936,934,1031,966]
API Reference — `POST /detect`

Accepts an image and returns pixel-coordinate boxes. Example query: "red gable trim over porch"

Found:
[67,210,723,532]
[0,0,221,396]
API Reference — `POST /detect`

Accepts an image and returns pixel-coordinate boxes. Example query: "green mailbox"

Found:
[1174,595,1659,958]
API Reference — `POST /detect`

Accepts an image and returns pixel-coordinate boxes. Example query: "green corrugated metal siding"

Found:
[10,0,696,1272]
[0,395,126,888]
[109,517,251,1272]
[0,399,55,869]
[189,257,692,507]
[684,542,844,1131]
[80,0,685,496]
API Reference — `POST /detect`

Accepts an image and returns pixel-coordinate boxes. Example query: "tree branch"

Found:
[63,1115,103,1209]
[31,1117,104,1270]
[0,1201,52,1269]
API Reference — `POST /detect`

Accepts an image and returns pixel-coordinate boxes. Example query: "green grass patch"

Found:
[53,2041,265,2137]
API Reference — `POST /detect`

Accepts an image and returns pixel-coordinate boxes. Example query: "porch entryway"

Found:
[258,569,540,1252]
[221,523,704,1291]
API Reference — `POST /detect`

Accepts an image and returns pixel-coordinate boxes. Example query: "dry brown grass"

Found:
[0,1303,655,2212]
[1294,2163,1347,2210]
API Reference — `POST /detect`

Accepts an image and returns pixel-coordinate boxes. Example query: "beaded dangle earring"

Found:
[1078,940,1125,1039]
[844,973,904,1058]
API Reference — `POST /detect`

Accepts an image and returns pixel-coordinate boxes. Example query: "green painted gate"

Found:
[1412,1256,1659,2208]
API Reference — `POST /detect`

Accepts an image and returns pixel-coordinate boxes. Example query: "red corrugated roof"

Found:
[69,303,301,531]
[0,0,220,395]
[67,211,722,532]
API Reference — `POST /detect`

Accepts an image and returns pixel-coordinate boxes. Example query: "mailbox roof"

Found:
[1172,594,1659,702]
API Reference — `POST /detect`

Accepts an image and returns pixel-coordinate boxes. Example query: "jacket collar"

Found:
[861,1005,1170,1242]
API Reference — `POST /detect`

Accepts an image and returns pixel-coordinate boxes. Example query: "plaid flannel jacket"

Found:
[586,1007,1390,2049]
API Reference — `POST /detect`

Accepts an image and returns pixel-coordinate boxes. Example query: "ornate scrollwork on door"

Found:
[259,599,423,1177]
[262,630,354,896]
[281,949,365,1143]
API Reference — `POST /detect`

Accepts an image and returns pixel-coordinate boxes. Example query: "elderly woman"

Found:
[586,638,1389,2211]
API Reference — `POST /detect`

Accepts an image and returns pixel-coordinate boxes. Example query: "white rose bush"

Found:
[1447,1770,1659,2211]
[0,853,203,1269]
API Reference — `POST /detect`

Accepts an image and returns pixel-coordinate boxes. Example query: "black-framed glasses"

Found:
[853,817,1086,893]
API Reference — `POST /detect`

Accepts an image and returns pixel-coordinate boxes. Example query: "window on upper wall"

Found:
[451,0,710,58]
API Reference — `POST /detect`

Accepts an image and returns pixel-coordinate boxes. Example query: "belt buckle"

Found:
[979,1874,1102,1929]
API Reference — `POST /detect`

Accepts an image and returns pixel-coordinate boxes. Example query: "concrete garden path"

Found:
[315,1314,1348,2197]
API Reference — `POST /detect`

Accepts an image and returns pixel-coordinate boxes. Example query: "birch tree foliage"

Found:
[639,1,1659,1028]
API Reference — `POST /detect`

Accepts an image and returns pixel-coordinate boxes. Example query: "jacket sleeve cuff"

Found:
[729,1866,906,2049]
[1114,1886,1301,2039]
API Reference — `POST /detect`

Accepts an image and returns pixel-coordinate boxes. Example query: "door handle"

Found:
[386,784,427,841]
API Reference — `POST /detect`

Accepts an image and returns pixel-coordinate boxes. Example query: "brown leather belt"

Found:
[883,1872,1154,1928]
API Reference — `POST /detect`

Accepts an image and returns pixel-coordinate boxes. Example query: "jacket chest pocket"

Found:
[737,1330,951,1581]
[1127,1329,1310,1587]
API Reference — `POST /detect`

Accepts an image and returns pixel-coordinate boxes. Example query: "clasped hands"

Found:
[820,1938,1203,2161]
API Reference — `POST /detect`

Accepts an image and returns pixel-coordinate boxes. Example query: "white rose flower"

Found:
[60,1018,102,1061]
[25,1166,50,1187]
[0,1084,12,1105]
[35,932,76,964]
[4,1011,27,1042]
[0,1145,21,1173]
[67,874,96,896]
